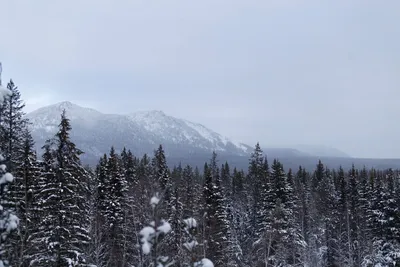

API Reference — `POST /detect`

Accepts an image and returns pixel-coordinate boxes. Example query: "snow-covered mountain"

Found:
[26,101,252,163]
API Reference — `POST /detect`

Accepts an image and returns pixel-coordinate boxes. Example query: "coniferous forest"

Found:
[0,78,400,267]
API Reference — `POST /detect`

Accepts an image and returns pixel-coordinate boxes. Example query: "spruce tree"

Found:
[0,79,28,172]
[104,147,128,267]
[0,78,18,267]
[247,143,264,237]
[182,165,195,218]
[12,130,41,266]
[267,159,304,265]
[32,110,91,266]
[211,153,229,266]
[317,166,339,267]
[202,162,214,261]
[152,145,172,219]
[88,154,108,267]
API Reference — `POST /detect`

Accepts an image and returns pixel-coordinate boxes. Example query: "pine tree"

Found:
[347,165,362,267]
[0,154,17,267]
[32,111,91,266]
[220,162,231,198]
[170,185,184,266]
[12,130,41,266]
[104,147,128,267]
[211,153,229,266]
[202,162,214,261]
[265,159,304,266]
[182,165,195,219]
[29,140,56,266]
[0,76,19,267]
[296,166,313,264]
[317,166,339,267]
[336,166,350,266]
[117,148,140,266]
[88,154,108,267]
[135,153,154,266]
[0,79,28,172]
[152,145,172,219]
[247,143,265,238]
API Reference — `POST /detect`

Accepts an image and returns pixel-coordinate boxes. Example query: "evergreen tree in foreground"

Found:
[0,76,19,267]
[0,79,28,173]
[31,110,90,266]
[12,130,41,266]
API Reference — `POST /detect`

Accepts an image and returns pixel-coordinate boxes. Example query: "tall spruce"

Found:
[0,74,19,267]
[0,79,28,172]
[32,110,90,266]
[104,147,128,267]
[88,154,108,267]
[152,145,172,219]
[12,130,40,266]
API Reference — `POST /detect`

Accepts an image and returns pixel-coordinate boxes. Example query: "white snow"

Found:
[0,173,14,185]
[6,214,19,232]
[139,226,155,255]
[194,258,214,267]
[157,220,171,234]
[183,120,216,144]
[139,220,171,255]
[183,240,198,251]
[150,195,160,207]
[183,217,197,229]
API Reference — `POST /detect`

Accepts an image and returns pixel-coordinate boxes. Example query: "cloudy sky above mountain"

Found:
[1,0,399,158]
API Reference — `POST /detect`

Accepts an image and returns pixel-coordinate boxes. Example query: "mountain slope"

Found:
[26,101,252,163]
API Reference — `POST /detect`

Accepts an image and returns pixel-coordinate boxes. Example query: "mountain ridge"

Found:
[26,101,253,161]
[26,101,352,165]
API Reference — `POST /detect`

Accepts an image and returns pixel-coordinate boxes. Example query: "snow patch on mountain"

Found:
[128,110,250,154]
[26,102,251,158]
[28,101,103,131]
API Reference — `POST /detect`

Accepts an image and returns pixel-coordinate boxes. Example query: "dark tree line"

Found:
[0,77,399,266]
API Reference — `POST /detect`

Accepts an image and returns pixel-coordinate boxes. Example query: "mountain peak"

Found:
[130,110,166,118]
[26,102,251,161]
[57,101,75,109]
[56,101,75,107]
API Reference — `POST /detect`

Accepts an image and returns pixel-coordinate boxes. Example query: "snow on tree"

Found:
[364,169,400,266]
[139,193,174,267]
[152,145,173,219]
[0,79,29,173]
[87,154,108,266]
[0,72,18,267]
[10,129,41,266]
[104,146,129,267]
[140,193,214,267]
[30,110,91,266]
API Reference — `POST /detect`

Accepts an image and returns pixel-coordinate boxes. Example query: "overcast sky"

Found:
[0,0,399,158]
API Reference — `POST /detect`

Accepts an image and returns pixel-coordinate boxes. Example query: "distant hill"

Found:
[25,101,400,171]
[25,101,252,163]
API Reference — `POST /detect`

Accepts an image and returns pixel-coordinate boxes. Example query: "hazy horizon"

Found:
[1,0,399,158]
